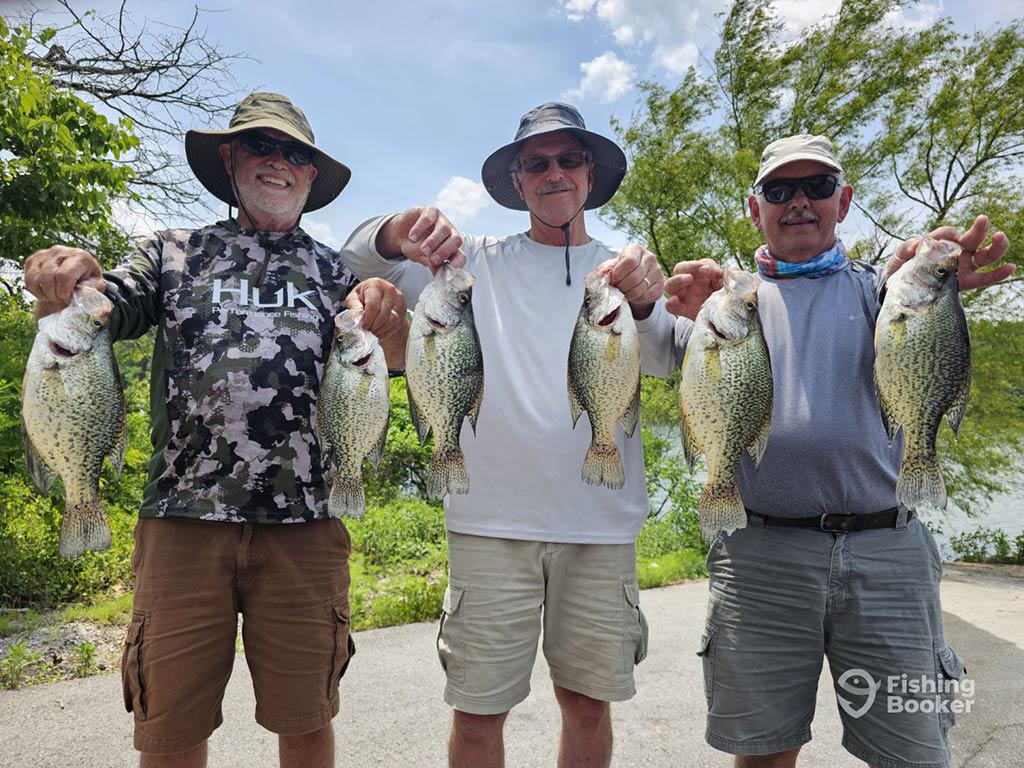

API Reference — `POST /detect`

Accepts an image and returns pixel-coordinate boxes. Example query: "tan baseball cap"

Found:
[754,134,842,187]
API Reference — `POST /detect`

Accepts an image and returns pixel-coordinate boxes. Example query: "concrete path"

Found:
[1,563,1022,767]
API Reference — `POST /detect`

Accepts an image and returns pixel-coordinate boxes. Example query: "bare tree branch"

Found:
[19,0,250,225]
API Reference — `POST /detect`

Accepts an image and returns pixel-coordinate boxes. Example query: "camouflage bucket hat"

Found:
[481,102,627,212]
[185,92,351,213]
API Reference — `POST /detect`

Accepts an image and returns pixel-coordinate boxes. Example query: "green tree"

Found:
[0,18,136,262]
[606,0,1024,511]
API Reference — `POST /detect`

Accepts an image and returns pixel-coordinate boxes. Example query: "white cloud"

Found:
[303,219,340,248]
[772,0,841,36]
[773,0,943,37]
[883,1,944,31]
[435,176,490,222]
[564,0,598,22]
[562,0,706,74]
[563,52,636,104]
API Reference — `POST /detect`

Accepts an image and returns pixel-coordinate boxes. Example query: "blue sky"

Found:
[28,0,1013,252]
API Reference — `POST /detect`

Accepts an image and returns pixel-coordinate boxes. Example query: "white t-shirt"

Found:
[341,216,678,543]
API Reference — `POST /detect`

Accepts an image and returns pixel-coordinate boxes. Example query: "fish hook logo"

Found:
[836,669,880,719]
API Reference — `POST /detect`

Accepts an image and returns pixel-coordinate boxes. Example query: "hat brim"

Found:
[481,126,626,212]
[754,153,843,187]
[185,118,351,213]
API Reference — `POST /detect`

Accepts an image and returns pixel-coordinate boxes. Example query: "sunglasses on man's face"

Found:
[756,174,840,204]
[236,132,316,167]
[518,150,590,175]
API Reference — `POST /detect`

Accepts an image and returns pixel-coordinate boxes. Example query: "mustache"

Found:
[779,210,819,224]
[538,181,575,194]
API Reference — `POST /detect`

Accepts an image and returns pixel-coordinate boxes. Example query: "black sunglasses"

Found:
[756,174,840,204]
[518,150,590,175]
[236,131,315,166]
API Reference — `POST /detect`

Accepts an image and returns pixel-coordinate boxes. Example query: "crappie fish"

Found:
[679,269,772,540]
[316,309,390,518]
[874,236,972,512]
[567,270,641,489]
[21,286,127,558]
[406,262,484,499]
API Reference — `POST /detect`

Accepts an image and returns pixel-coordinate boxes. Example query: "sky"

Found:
[14,0,1014,252]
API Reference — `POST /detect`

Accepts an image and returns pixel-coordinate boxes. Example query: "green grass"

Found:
[62,592,133,625]
[637,549,707,589]
[0,609,44,637]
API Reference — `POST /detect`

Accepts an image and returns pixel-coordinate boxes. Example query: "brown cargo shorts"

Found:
[121,516,354,755]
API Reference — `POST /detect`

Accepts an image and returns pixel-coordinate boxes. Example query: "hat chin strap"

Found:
[532,198,587,287]
[229,147,303,287]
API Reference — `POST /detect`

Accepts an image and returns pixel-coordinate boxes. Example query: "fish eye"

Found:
[458,293,468,304]
[336,334,344,342]
[744,300,756,311]
[91,319,103,328]
[935,266,948,276]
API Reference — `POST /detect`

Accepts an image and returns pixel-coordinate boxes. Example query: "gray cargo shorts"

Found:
[700,515,966,768]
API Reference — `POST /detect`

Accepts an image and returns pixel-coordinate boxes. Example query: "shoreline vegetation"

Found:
[1,505,1020,690]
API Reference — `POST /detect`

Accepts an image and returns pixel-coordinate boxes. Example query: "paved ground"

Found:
[1,563,1022,767]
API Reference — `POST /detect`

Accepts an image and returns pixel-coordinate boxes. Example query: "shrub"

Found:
[0,475,135,606]
[354,497,446,567]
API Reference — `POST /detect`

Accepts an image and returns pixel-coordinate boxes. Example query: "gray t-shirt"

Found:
[676,261,901,517]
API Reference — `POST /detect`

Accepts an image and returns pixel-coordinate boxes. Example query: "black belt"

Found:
[746,507,915,533]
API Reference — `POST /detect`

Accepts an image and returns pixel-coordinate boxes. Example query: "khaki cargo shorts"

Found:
[121,517,354,754]
[437,531,648,715]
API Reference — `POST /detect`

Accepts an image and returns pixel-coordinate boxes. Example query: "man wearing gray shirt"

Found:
[664,134,1013,768]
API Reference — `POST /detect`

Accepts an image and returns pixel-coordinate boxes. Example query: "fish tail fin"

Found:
[698,483,747,541]
[428,449,469,499]
[59,496,111,559]
[328,475,366,519]
[898,452,947,512]
[581,442,624,490]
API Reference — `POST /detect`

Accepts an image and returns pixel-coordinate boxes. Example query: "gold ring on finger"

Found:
[968,251,980,270]
[642,276,652,290]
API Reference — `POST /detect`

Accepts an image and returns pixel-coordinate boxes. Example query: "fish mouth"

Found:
[598,306,620,327]
[48,341,79,358]
[426,313,450,331]
[707,320,728,341]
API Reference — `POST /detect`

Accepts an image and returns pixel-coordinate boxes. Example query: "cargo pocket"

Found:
[622,578,649,671]
[437,580,466,684]
[704,532,725,575]
[696,622,719,709]
[327,594,355,697]
[121,611,147,720]
[935,642,966,737]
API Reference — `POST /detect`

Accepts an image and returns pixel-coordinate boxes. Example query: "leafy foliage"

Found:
[350,497,446,568]
[0,17,136,260]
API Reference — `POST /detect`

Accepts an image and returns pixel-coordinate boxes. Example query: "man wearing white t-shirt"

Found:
[341,102,677,768]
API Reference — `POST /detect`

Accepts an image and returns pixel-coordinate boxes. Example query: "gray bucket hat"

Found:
[185,92,351,213]
[754,134,843,187]
[481,102,627,211]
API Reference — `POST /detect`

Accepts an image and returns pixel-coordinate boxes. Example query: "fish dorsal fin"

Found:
[22,417,55,494]
[368,411,389,470]
[407,384,431,445]
[620,380,641,438]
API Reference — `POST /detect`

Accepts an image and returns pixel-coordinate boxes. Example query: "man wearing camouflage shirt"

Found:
[24,92,408,768]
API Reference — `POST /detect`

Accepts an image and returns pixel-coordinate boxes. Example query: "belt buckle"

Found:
[820,513,855,532]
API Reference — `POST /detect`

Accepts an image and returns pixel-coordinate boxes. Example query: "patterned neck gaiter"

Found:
[755,239,849,279]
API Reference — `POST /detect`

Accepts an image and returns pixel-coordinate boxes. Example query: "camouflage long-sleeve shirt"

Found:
[104,219,357,523]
